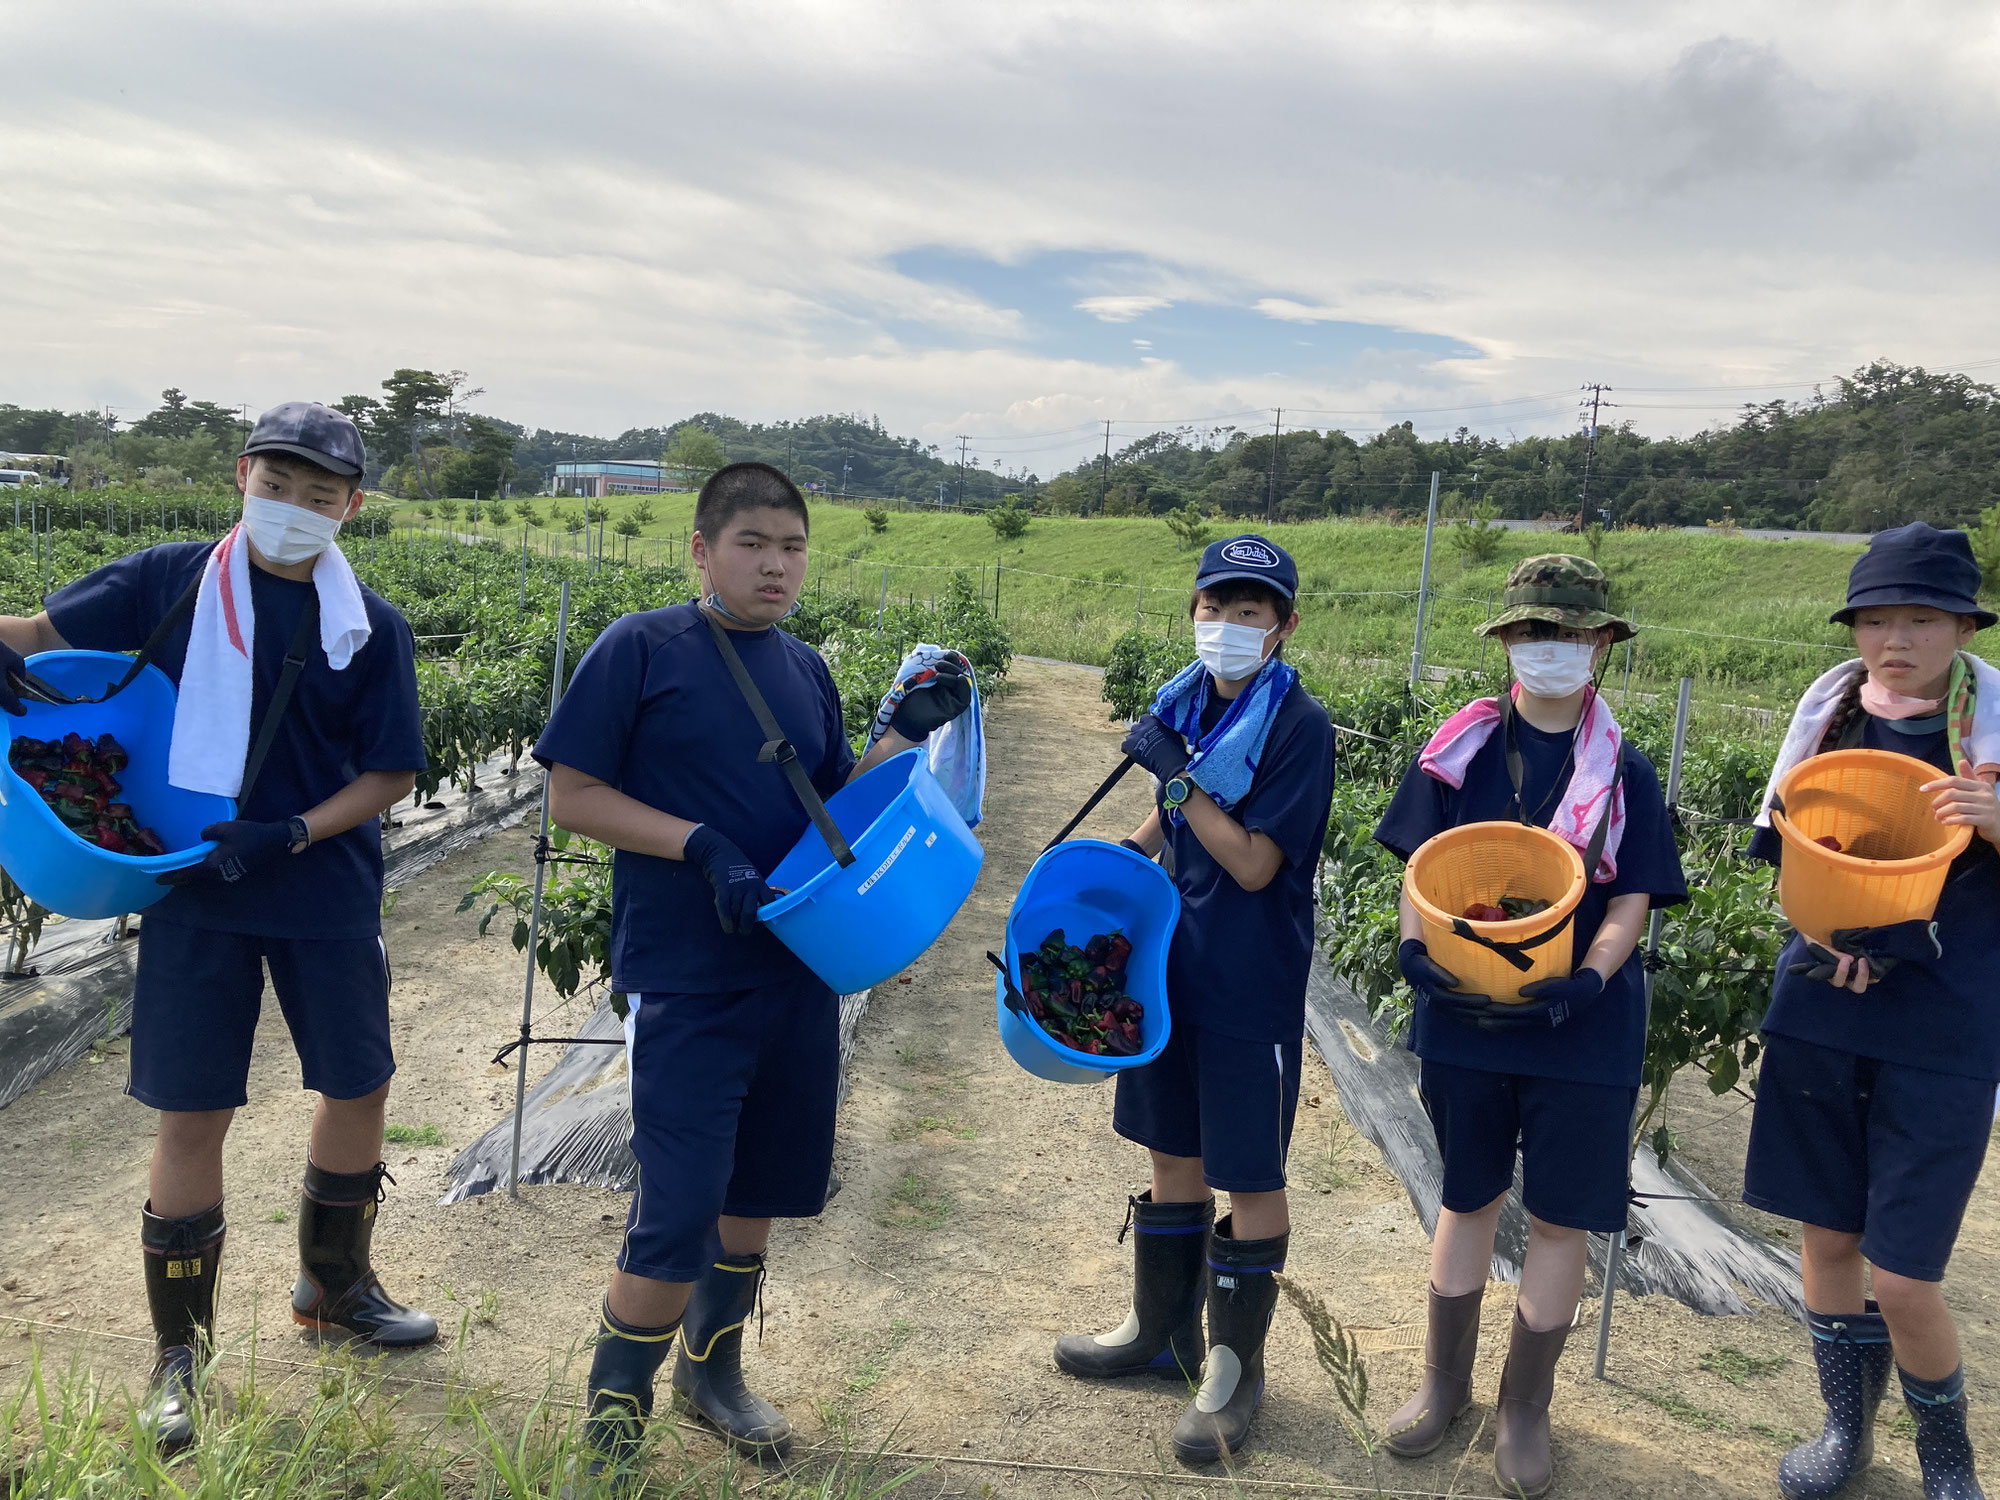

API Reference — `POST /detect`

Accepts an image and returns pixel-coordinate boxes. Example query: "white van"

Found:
[0,470,41,489]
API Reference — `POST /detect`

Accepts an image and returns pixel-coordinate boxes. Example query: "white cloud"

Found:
[0,0,1996,471]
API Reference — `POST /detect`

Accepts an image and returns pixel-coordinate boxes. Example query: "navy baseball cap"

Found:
[241,401,366,479]
[1831,521,1996,630]
[1195,534,1298,600]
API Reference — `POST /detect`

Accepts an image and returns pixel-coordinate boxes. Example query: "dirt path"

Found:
[4,659,1993,1498]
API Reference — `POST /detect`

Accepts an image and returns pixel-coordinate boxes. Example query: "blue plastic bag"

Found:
[866,644,985,828]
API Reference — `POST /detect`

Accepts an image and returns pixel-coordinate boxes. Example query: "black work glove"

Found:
[1398,937,1513,1029]
[1121,713,1191,782]
[1118,838,1150,856]
[1789,921,1941,984]
[157,819,293,886]
[683,823,776,935]
[0,639,26,716]
[1510,968,1609,1030]
[888,655,973,742]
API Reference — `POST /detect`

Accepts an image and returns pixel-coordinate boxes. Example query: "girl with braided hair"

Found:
[1744,522,2000,1500]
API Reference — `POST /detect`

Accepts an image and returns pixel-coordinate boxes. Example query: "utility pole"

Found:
[1098,419,1112,515]
[957,435,970,508]
[1267,407,1282,521]
[1576,384,1614,530]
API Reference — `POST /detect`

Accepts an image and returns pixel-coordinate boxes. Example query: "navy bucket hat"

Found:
[1195,534,1298,601]
[1831,521,1996,630]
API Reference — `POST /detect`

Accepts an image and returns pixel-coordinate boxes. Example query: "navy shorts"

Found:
[619,973,840,1284]
[1744,1033,1996,1282]
[129,916,395,1112]
[1418,1059,1637,1234]
[1113,1021,1303,1194]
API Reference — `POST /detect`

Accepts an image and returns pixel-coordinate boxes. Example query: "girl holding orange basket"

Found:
[1372,554,1686,1498]
[1744,522,2000,1500]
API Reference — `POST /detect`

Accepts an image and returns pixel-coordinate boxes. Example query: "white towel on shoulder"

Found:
[167,525,372,798]
[1753,653,2000,828]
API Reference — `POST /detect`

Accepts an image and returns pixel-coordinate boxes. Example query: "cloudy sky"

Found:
[5,1,1997,471]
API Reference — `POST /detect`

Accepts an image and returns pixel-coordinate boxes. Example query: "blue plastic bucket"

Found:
[760,748,983,994]
[994,839,1179,1085]
[0,651,232,918]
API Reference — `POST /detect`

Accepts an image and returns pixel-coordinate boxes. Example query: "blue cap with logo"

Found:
[1195,533,1298,601]
[241,401,367,479]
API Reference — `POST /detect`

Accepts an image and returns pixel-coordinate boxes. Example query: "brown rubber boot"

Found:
[1493,1306,1572,1499]
[1384,1284,1484,1458]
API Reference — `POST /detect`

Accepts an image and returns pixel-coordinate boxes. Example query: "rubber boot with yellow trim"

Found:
[138,1199,225,1453]
[562,1298,681,1499]
[671,1251,793,1457]
[290,1161,438,1346]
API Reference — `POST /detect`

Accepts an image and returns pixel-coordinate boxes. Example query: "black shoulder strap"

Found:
[700,606,856,870]
[1581,743,1625,881]
[236,592,319,808]
[1044,756,1137,854]
[14,561,204,707]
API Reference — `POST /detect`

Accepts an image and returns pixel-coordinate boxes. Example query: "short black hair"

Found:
[1190,578,1294,618]
[694,462,809,541]
[244,450,360,490]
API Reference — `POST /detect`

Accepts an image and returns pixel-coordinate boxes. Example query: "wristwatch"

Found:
[286,815,313,854]
[1162,775,1194,812]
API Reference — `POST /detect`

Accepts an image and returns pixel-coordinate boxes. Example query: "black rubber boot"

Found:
[1780,1303,1892,1499]
[1055,1192,1213,1381]
[671,1252,792,1457]
[290,1162,438,1346]
[1171,1215,1288,1466]
[1902,1365,1986,1500]
[138,1200,225,1453]
[562,1299,681,1499]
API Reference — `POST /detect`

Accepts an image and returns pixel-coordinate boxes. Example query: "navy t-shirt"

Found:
[1375,711,1687,1087]
[1161,677,1336,1045]
[533,603,856,996]
[1751,713,2000,1083]
[45,540,424,939]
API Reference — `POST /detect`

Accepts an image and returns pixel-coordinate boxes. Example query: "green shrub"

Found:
[863,506,890,534]
[1101,627,1190,719]
[986,502,1030,542]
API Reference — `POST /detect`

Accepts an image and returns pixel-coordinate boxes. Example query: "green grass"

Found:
[391,492,1865,709]
[1699,1345,1790,1385]
[845,1319,915,1395]
[880,1170,953,1231]
[382,1123,447,1147]
[1636,1385,1733,1431]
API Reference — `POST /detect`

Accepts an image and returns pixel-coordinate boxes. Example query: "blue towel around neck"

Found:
[1149,654,1298,825]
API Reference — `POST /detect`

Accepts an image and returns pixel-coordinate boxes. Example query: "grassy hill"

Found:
[390,494,1864,709]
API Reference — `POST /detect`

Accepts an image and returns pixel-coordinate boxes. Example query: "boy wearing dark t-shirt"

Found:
[0,403,432,1451]
[1054,535,1335,1466]
[536,463,969,1488]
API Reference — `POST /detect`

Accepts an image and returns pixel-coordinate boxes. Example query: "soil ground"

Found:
[3,659,1996,1498]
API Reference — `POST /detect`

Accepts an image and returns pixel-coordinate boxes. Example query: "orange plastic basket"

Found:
[1770,748,1970,947]
[1403,822,1588,1003]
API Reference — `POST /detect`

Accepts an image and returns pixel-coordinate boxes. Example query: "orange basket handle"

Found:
[1446,909,1577,972]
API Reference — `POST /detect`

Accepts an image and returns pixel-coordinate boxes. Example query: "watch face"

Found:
[1165,776,1191,806]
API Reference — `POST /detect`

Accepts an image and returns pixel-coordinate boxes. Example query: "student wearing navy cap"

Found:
[536,462,970,1488]
[0,402,432,1450]
[1743,523,2000,1500]
[1053,534,1335,1465]
[1373,555,1685,1498]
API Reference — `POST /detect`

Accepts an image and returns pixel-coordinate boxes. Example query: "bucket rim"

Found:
[1772,747,1973,874]
[759,747,930,923]
[1019,835,1179,895]
[1403,819,1587,938]
[2,651,223,873]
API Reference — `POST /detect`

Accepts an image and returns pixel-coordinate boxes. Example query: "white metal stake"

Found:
[1408,471,1441,686]
[1595,673,1692,1377]
[508,580,572,1199]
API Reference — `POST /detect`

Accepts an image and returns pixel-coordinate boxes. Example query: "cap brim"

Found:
[1479,605,1636,643]
[1194,569,1296,600]
[241,441,363,479]
[1830,588,1997,629]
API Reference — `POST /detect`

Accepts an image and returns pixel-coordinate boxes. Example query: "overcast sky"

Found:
[5,1,1997,471]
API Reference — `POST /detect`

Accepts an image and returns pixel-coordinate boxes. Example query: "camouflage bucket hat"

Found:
[1477,553,1635,642]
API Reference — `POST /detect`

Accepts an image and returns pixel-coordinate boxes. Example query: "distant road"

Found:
[1491,518,1869,545]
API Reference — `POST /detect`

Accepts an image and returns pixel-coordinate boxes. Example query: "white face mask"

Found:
[1194,620,1279,682]
[242,495,343,565]
[1508,640,1599,698]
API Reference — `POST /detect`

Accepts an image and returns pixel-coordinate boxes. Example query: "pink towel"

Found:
[1418,685,1627,882]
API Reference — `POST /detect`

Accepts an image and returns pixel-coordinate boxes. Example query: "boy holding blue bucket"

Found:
[0,402,431,1449]
[1055,535,1335,1465]
[535,462,970,1485]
